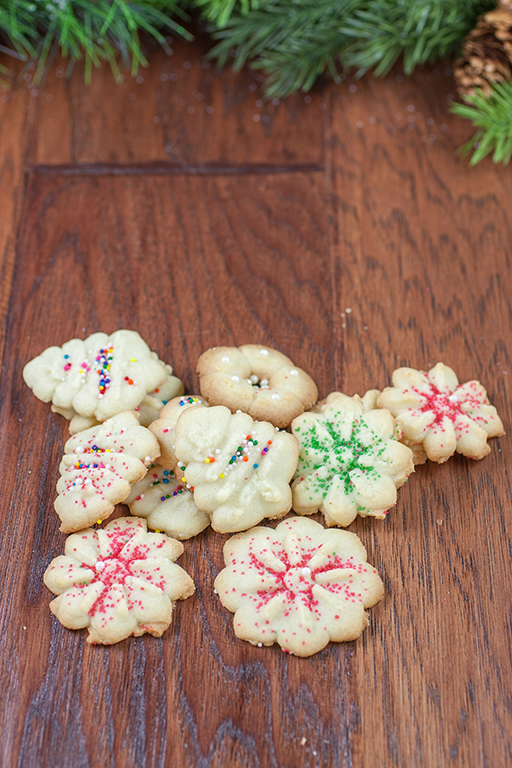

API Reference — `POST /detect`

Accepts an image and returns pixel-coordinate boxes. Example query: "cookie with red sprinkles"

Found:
[44,517,195,645]
[55,411,160,533]
[377,363,505,463]
[291,392,414,527]
[196,344,318,428]
[214,516,384,657]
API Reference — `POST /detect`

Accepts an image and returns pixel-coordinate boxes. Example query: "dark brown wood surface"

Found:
[1,40,511,768]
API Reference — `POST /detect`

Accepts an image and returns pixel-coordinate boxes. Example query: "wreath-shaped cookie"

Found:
[196,345,318,428]
[377,363,505,463]
[44,517,195,644]
[214,516,384,657]
[291,392,414,527]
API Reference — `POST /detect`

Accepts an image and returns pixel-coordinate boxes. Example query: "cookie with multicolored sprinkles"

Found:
[214,516,384,657]
[149,395,209,470]
[23,330,167,422]
[55,411,160,533]
[377,363,505,463]
[43,516,195,645]
[126,461,210,540]
[291,392,414,527]
[196,345,318,428]
[52,357,185,435]
[174,405,299,533]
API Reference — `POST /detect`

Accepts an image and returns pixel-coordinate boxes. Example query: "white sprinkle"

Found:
[271,393,280,400]
[145,456,151,462]
[221,356,230,362]
[448,394,458,403]
[260,349,269,355]
[98,394,103,399]
[258,642,263,647]
[215,449,221,454]
[290,370,298,376]
[96,562,105,571]
[301,567,311,577]
[76,447,84,453]
[250,374,259,384]
[236,409,242,413]
[213,588,218,594]
[345,307,352,313]
[232,375,240,382]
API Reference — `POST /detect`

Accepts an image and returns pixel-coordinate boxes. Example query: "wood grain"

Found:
[0,40,511,768]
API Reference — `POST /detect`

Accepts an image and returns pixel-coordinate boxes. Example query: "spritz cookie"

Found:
[196,345,318,428]
[23,330,167,422]
[174,405,299,533]
[55,411,160,533]
[44,517,195,645]
[52,357,185,434]
[377,363,505,463]
[149,395,209,470]
[126,461,210,540]
[214,516,384,657]
[291,392,414,527]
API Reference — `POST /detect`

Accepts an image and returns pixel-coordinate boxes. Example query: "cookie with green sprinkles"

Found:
[126,461,210,540]
[291,392,414,527]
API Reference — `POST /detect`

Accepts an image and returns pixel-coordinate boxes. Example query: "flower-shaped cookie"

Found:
[291,393,414,527]
[214,516,384,657]
[52,357,185,434]
[377,363,505,463]
[126,462,210,540]
[149,395,209,470]
[196,345,318,428]
[174,405,299,533]
[24,330,167,421]
[44,517,195,644]
[55,411,160,532]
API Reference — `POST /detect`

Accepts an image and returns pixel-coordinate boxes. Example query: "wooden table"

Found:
[1,37,511,768]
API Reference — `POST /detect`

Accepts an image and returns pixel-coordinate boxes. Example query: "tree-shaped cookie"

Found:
[24,330,167,421]
[377,363,505,463]
[215,516,384,657]
[175,405,299,533]
[55,411,160,532]
[44,517,195,644]
[291,392,414,527]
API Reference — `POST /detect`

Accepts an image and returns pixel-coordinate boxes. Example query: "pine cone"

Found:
[454,0,512,98]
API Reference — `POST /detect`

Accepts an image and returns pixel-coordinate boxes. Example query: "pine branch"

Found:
[193,0,266,27]
[204,0,495,98]
[450,81,512,165]
[0,0,193,85]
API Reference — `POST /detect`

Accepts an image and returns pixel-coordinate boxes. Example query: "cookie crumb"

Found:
[300,738,307,746]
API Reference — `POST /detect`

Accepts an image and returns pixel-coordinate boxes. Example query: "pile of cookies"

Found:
[23,331,504,656]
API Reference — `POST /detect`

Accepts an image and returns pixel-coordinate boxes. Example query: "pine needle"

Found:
[0,0,193,85]
[204,0,495,98]
[451,81,512,165]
